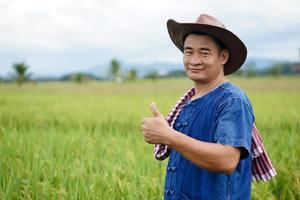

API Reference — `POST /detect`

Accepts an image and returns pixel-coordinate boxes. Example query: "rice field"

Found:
[0,77,299,199]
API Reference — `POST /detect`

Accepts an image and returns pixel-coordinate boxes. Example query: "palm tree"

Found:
[12,62,30,86]
[110,58,121,82]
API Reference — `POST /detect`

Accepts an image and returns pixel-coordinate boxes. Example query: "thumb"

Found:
[150,102,163,117]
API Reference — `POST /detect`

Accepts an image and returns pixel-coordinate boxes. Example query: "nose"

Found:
[190,56,202,66]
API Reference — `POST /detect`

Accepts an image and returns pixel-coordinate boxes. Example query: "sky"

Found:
[0,0,299,77]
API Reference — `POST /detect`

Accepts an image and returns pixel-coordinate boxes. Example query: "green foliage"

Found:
[267,64,284,76]
[166,69,186,78]
[110,58,121,82]
[144,71,159,80]
[12,62,31,86]
[244,62,257,77]
[73,73,84,84]
[126,68,138,80]
[0,77,300,199]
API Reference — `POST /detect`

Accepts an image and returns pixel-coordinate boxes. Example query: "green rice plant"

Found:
[0,77,299,199]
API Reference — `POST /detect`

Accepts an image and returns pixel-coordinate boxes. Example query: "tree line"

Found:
[1,58,139,86]
[1,59,299,86]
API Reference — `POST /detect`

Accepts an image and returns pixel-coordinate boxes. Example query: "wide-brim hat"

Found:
[167,14,247,75]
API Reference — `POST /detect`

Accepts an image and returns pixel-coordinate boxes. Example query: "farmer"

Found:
[141,14,275,200]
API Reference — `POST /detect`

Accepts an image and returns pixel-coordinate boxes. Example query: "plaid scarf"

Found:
[154,87,277,182]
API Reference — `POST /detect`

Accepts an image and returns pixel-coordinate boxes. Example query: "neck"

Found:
[193,74,227,98]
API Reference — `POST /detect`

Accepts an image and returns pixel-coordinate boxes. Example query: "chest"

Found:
[173,99,219,142]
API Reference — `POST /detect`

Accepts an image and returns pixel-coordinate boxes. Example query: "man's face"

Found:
[183,34,229,84]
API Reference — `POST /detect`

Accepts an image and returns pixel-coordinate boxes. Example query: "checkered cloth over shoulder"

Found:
[154,87,276,182]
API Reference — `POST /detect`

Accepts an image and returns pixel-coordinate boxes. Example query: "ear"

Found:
[220,49,229,65]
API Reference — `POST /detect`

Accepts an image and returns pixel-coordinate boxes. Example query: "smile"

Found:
[188,68,205,72]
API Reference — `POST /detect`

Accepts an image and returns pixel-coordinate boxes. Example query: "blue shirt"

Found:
[164,82,254,200]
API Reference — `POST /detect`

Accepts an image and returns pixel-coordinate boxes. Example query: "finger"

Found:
[150,102,163,117]
[141,124,146,131]
[142,118,148,124]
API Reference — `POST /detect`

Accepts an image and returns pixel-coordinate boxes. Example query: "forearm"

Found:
[166,129,240,175]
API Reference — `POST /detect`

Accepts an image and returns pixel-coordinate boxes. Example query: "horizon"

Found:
[2,57,298,80]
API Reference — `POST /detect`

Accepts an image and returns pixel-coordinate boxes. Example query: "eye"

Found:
[184,50,192,55]
[201,51,209,56]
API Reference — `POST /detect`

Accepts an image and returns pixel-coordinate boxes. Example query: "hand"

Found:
[141,102,173,144]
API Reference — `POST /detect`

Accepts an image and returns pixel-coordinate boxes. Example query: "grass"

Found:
[0,77,299,199]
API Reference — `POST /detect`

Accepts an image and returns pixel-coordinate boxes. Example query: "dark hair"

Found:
[183,32,226,52]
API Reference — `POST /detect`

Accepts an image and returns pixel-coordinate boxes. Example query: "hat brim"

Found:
[167,19,247,75]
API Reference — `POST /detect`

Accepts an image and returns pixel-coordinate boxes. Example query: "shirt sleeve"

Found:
[213,97,254,159]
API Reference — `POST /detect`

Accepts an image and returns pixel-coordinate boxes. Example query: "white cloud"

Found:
[0,0,299,76]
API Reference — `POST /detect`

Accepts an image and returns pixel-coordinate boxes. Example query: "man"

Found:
[141,14,274,199]
[142,14,276,200]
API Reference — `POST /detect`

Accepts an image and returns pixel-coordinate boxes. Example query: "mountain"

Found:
[243,57,295,70]
[1,57,294,81]
[85,62,183,78]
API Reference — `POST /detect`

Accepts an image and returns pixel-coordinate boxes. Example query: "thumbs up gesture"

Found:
[141,102,173,145]
[150,102,164,117]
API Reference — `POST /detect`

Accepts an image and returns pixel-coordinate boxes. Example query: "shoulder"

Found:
[218,82,252,107]
[218,82,249,100]
[216,82,254,118]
